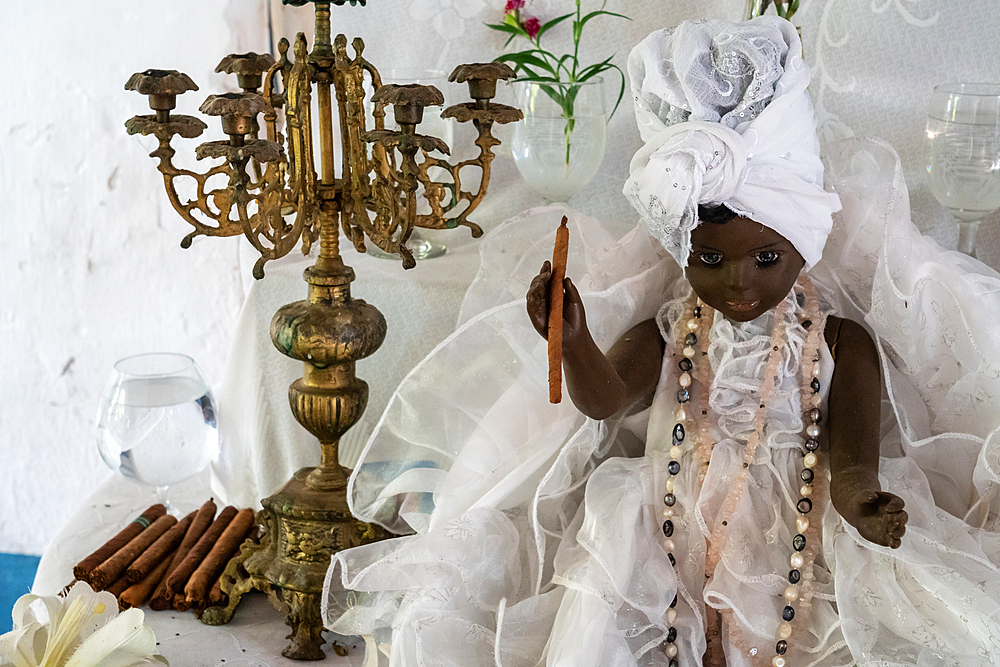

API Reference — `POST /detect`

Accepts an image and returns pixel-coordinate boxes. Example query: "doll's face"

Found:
[686,215,805,322]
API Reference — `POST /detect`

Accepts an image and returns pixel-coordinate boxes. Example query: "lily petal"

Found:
[1,621,43,667]
[63,608,160,667]
[40,596,84,665]
[9,594,41,629]
[11,594,61,633]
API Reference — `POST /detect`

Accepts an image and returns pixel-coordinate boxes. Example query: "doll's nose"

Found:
[723,260,752,292]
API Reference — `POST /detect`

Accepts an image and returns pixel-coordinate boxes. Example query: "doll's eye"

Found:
[755,250,780,266]
[698,253,722,266]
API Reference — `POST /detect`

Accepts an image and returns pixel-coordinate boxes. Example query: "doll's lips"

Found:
[726,300,760,312]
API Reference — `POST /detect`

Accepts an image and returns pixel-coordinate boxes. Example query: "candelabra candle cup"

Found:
[367,68,455,260]
[923,82,1000,256]
[96,353,218,512]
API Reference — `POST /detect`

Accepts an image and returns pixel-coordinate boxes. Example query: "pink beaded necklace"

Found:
[659,277,826,667]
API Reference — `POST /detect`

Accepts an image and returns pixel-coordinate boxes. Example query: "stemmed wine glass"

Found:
[923,82,1000,256]
[96,352,218,511]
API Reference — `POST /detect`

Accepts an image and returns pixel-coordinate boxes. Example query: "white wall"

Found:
[0,1,268,554]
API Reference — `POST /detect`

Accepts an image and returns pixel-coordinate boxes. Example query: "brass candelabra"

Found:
[124,0,520,659]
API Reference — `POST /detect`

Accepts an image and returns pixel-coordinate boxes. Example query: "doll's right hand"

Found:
[526,261,588,345]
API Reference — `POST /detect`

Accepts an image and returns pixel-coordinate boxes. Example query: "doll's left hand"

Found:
[831,476,908,549]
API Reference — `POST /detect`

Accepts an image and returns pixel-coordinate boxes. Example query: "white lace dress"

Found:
[322,139,1000,667]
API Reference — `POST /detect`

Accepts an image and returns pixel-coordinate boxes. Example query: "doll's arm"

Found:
[825,316,908,548]
[527,262,664,419]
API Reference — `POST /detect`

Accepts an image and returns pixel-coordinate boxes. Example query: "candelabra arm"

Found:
[333,38,362,252]
[262,61,284,146]
[401,145,421,240]
[458,118,502,230]
[334,40,420,268]
[146,137,245,246]
[361,60,385,131]
[233,172,309,280]
[412,122,501,236]
[409,96,520,235]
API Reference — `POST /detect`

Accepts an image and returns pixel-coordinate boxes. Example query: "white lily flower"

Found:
[0,582,167,667]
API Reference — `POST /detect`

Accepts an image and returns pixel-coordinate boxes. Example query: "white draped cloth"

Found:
[320,136,1000,666]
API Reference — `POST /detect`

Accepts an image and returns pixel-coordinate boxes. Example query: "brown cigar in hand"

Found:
[548,216,570,403]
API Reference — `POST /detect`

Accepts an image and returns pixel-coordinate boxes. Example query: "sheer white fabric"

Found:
[322,138,1000,666]
[813,138,1000,526]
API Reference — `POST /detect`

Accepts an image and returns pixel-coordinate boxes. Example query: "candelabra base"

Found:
[200,467,389,660]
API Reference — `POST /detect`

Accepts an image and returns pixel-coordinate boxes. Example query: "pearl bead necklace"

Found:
[661,281,824,667]
[662,296,718,665]
[772,278,826,667]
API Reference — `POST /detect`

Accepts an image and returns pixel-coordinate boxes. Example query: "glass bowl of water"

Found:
[96,352,218,509]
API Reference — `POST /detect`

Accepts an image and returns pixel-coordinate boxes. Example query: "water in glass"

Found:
[925,117,1000,222]
[512,114,607,202]
[97,353,217,505]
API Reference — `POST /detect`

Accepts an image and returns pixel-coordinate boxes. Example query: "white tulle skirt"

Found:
[322,138,1000,667]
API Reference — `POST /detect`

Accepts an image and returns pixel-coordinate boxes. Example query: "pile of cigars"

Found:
[71,500,257,616]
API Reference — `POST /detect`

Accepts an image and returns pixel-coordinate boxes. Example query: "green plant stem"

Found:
[572,1,582,82]
[565,116,575,165]
[566,1,583,164]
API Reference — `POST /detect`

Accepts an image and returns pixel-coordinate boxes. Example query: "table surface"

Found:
[32,471,366,666]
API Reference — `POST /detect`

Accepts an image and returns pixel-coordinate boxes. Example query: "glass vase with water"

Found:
[511,77,608,203]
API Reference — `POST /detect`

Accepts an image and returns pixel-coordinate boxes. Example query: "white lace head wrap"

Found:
[623,17,842,269]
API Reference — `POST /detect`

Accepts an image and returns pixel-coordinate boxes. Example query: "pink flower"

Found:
[522,16,541,39]
[504,0,525,13]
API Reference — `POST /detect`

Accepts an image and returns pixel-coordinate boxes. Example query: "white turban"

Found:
[623,17,842,269]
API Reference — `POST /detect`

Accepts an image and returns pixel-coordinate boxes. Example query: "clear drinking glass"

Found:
[96,353,218,509]
[923,82,1000,256]
[511,77,608,203]
[367,68,453,261]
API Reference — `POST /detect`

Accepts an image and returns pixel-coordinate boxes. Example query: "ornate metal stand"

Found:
[124,0,520,659]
